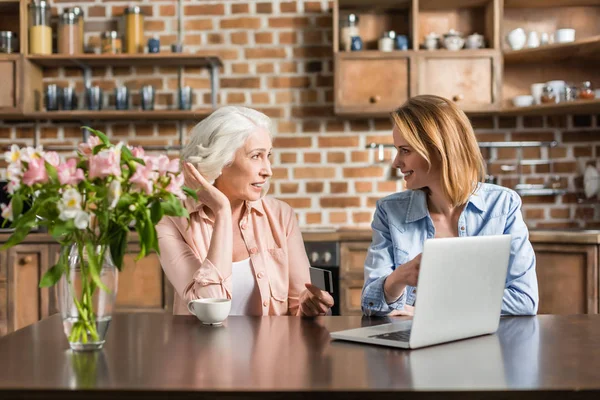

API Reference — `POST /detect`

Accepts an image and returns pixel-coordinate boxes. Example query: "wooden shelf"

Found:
[504,36,600,64]
[0,110,213,121]
[336,50,417,59]
[420,0,491,10]
[339,0,411,9]
[501,99,600,115]
[505,0,600,7]
[336,49,498,58]
[417,49,499,58]
[26,54,222,68]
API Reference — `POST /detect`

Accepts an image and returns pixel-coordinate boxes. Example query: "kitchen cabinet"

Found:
[333,0,600,116]
[0,234,174,336]
[5,244,52,333]
[340,242,370,315]
[417,52,501,112]
[335,53,414,115]
[532,243,598,315]
[0,55,42,114]
[116,242,173,313]
[336,231,600,316]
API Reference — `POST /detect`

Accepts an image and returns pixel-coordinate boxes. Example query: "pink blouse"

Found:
[156,196,311,316]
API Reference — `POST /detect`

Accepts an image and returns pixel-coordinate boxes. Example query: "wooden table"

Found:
[0,314,599,399]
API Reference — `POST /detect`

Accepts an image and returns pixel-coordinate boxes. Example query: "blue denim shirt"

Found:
[361,183,539,316]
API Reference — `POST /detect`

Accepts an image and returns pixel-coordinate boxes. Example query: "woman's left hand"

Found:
[299,283,334,316]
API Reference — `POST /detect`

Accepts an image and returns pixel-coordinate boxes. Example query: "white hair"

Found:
[181,106,273,183]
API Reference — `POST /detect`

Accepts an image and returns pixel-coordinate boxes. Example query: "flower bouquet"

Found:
[1,127,195,350]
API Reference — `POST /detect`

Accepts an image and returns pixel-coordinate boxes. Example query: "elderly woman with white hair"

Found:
[157,106,334,316]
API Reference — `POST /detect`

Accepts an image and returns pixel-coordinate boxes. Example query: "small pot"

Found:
[424,32,440,50]
[465,33,485,49]
[443,30,464,51]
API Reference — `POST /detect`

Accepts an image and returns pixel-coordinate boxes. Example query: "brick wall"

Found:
[1,0,599,230]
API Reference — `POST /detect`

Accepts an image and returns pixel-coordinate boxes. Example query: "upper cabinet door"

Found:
[0,59,17,110]
[335,54,412,115]
[417,54,499,111]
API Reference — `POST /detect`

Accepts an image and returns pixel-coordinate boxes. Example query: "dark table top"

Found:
[1,313,600,399]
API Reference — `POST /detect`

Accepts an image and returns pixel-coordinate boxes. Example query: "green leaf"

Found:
[121,145,133,162]
[11,195,23,219]
[182,186,198,201]
[109,228,128,271]
[117,193,135,209]
[50,220,75,239]
[85,242,108,292]
[45,161,58,182]
[39,261,65,288]
[92,144,104,155]
[150,201,164,225]
[82,126,110,146]
[1,226,31,250]
[144,209,158,253]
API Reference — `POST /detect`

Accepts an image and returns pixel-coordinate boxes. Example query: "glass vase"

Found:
[57,244,118,351]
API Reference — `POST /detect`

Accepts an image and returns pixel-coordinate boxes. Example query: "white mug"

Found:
[187,298,232,325]
[526,31,540,48]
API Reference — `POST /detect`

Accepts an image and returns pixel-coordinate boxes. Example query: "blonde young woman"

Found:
[362,95,538,317]
[157,106,334,317]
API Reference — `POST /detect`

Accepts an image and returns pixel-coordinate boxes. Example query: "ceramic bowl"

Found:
[512,95,534,107]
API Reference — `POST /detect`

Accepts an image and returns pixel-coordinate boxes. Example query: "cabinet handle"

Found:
[452,94,464,102]
[369,95,381,104]
[19,256,33,265]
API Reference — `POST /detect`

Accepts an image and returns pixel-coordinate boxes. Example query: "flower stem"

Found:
[68,240,101,344]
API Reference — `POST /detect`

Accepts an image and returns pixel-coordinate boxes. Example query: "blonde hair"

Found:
[391,95,485,206]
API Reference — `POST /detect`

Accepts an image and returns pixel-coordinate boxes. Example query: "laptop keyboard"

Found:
[369,329,411,342]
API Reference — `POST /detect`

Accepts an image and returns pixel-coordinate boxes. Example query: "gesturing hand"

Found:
[183,162,230,214]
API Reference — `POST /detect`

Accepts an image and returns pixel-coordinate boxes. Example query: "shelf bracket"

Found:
[209,61,219,109]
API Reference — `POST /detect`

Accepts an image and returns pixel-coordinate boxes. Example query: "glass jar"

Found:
[66,7,85,53]
[378,31,395,52]
[123,6,144,54]
[0,31,17,54]
[340,13,359,52]
[101,31,122,54]
[564,85,578,102]
[578,81,595,100]
[540,85,556,104]
[58,12,81,55]
[28,0,52,55]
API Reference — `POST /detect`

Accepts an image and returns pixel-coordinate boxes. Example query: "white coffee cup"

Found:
[187,298,232,325]
[554,28,575,43]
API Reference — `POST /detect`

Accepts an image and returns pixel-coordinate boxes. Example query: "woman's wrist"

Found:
[384,269,406,304]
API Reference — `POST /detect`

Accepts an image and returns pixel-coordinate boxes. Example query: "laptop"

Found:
[330,235,512,349]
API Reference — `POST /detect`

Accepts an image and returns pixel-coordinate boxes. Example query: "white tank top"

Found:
[229,258,260,316]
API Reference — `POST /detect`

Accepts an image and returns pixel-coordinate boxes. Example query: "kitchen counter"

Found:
[1,313,600,398]
[303,229,600,245]
[3,229,600,245]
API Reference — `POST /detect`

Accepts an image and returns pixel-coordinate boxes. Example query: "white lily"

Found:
[6,180,20,195]
[1,202,13,222]
[58,188,83,221]
[108,180,122,209]
[6,163,22,181]
[4,145,21,164]
[21,146,44,163]
[73,210,90,230]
